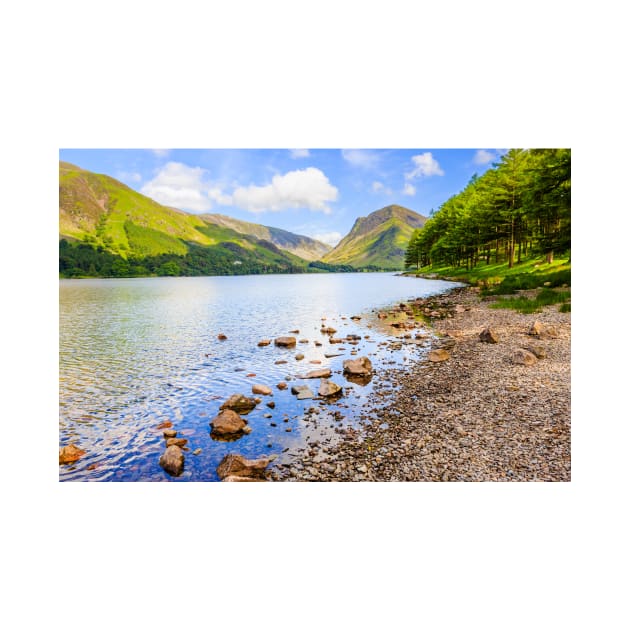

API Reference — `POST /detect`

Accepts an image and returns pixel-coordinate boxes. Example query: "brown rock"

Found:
[59,444,86,465]
[252,384,272,396]
[166,437,188,448]
[528,321,558,339]
[512,348,538,366]
[220,394,257,413]
[295,353,305,361]
[257,340,271,347]
[321,326,337,334]
[428,349,450,362]
[318,379,342,397]
[266,401,275,409]
[217,333,227,340]
[289,329,300,334]
[222,475,266,482]
[274,336,297,347]
[526,345,547,359]
[159,445,184,476]
[276,382,288,390]
[299,339,309,344]
[210,409,248,435]
[216,454,274,480]
[274,360,288,365]
[163,429,177,438]
[156,420,173,430]
[303,368,332,379]
[479,327,499,343]
[343,356,373,375]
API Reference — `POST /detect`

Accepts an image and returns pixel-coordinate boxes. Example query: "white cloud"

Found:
[473,149,497,165]
[405,152,444,179]
[341,149,380,169]
[312,231,343,247]
[150,149,171,158]
[231,167,338,214]
[403,183,416,196]
[141,161,216,212]
[372,181,392,195]
[289,149,310,159]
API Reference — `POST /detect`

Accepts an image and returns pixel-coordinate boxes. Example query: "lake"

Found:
[59,272,461,481]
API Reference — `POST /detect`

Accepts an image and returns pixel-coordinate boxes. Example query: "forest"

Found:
[404,149,570,271]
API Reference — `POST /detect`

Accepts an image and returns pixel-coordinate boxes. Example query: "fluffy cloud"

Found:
[341,149,380,169]
[473,149,496,165]
[289,149,310,159]
[372,181,392,195]
[312,231,343,247]
[231,167,338,214]
[141,162,215,212]
[403,183,416,196]
[405,152,444,179]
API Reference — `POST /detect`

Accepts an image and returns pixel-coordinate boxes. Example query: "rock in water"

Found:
[512,349,538,366]
[276,382,288,390]
[479,327,499,343]
[303,368,332,379]
[216,454,275,480]
[319,379,342,397]
[290,385,314,400]
[166,437,188,448]
[163,429,177,439]
[220,394,257,413]
[252,384,272,396]
[321,326,337,334]
[274,336,297,347]
[159,445,184,476]
[59,444,86,465]
[428,349,450,362]
[210,409,248,435]
[257,340,271,347]
[343,356,373,376]
[295,353,305,361]
[217,333,227,340]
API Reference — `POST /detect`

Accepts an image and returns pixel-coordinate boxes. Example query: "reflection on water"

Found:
[59,273,460,481]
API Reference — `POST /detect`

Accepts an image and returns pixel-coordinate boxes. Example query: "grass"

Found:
[490,288,571,314]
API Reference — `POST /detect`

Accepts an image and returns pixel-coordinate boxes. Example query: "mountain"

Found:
[321,205,428,268]
[201,213,331,261]
[59,162,311,277]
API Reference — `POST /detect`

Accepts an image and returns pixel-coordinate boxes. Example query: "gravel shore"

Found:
[269,286,571,482]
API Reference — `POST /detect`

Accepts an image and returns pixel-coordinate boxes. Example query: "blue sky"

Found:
[59,148,505,247]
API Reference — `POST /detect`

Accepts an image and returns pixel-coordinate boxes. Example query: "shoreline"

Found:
[269,285,571,481]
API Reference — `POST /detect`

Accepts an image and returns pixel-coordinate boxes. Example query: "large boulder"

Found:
[220,394,257,413]
[252,384,272,396]
[274,336,297,347]
[512,348,538,366]
[210,409,248,435]
[159,445,185,476]
[479,327,499,343]
[59,444,86,465]
[216,454,274,480]
[318,379,342,397]
[343,356,373,376]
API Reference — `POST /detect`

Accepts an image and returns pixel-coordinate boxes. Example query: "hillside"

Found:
[201,213,330,261]
[321,205,428,268]
[59,162,311,277]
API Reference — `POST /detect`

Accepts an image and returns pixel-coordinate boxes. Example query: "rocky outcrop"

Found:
[59,444,86,465]
[479,327,499,343]
[343,356,373,376]
[220,394,257,413]
[216,454,275,480]
[274,336,297,347]
[210,409,248,435]
[159,445,184,476]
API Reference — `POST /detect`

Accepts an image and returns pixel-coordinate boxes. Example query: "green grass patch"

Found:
[490,288,571,314]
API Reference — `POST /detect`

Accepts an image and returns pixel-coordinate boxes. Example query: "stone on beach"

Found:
[159,445,184,476]
[210,409,248,435]
[303,368,332,379]
[428,349,451,362]
[291,385,314,399]
[512,348,538,366]
[318,379,342,397]
[276,382,288,390]
[217,333,227,340]
[321,326,337,334]
[59,444,86,465]
[220,393,257,413]
[479,327,499,343]
[274,336,297,347]
[528,321,558,339]
[343,356,373,376]
[216,454,275,480]
[526,345,547,359]
[295,353,305,360]
[252,384,272,396]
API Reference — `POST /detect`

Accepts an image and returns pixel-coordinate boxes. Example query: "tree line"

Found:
[404,149,570,271]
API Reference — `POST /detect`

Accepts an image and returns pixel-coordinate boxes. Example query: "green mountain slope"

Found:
[201,213,331,261]
[59,162,311,277]
[321,205,428,268]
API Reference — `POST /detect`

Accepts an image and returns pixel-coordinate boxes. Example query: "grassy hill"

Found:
[59,162,312,277]
[322,205,428,269]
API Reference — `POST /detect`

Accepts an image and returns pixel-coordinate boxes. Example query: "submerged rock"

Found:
[295,353,305,361]
[210,409,248,435]
[59,444,86,465]
[220,393,257,413]
[159,445,184,476]
[216,454,275,480]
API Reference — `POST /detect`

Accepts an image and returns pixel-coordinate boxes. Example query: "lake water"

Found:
[59,273,461,481]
